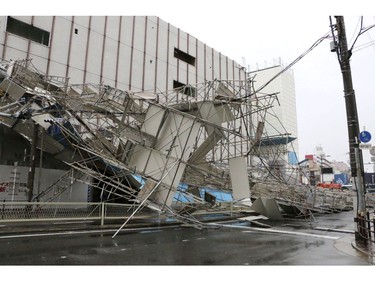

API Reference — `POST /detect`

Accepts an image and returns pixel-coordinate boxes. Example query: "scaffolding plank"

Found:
[229,156,251,201]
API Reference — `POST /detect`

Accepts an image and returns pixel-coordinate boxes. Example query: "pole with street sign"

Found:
[331,16,369,243]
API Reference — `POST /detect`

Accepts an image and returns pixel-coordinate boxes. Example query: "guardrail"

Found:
[354,193,375,247]
[0,201,141,226]
[355,209,375,244]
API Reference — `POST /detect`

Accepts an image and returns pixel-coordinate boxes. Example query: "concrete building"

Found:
[0,16,303,203]
[0,16,247,93]
[300,152,351,186]
[0,16,250,202]
[249,63,299,183]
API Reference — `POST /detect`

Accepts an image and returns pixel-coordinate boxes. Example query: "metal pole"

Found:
[37,129,43,202]
[27,123,39,202]
[355,147,366,216]
[112,160,179,238]
[101,202,105,226]
[11,162,17,208]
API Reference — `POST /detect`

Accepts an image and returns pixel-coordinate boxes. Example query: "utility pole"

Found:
[330,16,368,243]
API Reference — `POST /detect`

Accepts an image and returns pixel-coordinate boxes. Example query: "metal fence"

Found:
[354,193,375,246]
[356,210,375,243]
[0,201,141,225]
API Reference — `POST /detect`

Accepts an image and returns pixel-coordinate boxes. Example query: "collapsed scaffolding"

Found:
[0,59,358,230]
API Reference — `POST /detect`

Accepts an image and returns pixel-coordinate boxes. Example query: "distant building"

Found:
[300,154,321,185]
[249,63,299,183]
[300,153,351,186]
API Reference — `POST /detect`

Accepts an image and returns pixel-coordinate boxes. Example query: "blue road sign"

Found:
[359,131,372,143]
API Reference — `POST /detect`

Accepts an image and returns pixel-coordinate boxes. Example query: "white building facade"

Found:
[0,16,302,200]
[0,16,247,93]
[249,64,300,183]
[0,16,252,202]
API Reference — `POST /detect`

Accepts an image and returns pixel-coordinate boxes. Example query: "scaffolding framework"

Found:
[0,59,357,228]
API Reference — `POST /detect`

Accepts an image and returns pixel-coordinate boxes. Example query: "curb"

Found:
[351,240,375,257]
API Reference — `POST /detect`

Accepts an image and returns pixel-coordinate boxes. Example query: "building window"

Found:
[6,16,50,46]
[173,80,196,98]
[174,48,195,66]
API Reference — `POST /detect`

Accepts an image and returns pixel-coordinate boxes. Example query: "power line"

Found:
[246,31,331,97]
[352,40,375,53]
[349,16,375,53]
[349,16,363,53]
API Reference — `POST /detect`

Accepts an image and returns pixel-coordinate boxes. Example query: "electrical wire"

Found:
[352,40,375,53]
[349,17,375,53]
[245,31,331,97]
[349,16,363,53]
[348,17,363,47]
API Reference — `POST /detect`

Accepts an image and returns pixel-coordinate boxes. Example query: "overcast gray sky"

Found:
[148,2,375,170]
[156,7,375,169]
[7,0,375,170]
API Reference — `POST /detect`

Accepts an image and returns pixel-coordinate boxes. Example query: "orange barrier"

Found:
[317,183,342,189]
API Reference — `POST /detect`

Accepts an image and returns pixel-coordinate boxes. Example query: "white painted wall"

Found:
[0,16,246,94]
[250,65,299,161]
[0,165,89,202]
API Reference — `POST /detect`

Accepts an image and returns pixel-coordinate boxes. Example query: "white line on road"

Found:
[243,228,340,240]
[0,223,342,240]
[0,225,172,240]
[53,221,94,225]
[314,227,355,234]
[0,229,117,239]
[207,223,340,240]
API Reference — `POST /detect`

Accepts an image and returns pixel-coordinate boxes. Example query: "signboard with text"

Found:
[359,143,371,149]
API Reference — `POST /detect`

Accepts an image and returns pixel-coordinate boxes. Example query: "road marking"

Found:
[0,223,342,240]
[0,225,176,239]
[314,227,355,234]
[53,221,94,225]
[242,228,340,240]
[207,223,340,240]
[0,229,117,239]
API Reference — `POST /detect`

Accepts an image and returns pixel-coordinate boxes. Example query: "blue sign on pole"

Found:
[359,131,372,143]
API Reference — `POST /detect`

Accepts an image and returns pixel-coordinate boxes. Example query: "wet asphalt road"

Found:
[0,211,373,265]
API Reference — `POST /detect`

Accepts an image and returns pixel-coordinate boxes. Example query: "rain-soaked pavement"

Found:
[0,210,373,265]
